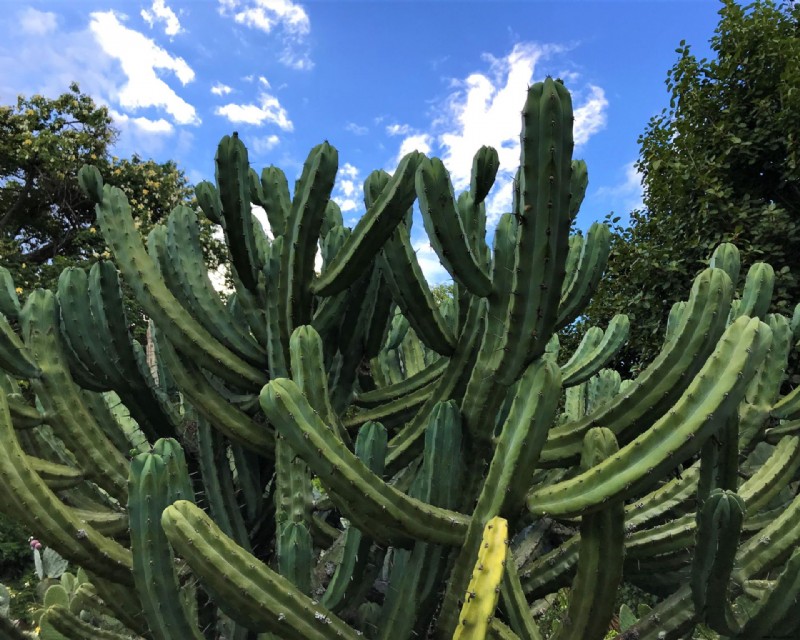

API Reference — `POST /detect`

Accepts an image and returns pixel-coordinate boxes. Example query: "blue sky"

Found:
[0,0,721,283]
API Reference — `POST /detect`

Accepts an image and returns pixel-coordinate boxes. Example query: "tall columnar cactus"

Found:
[0,78,798,640]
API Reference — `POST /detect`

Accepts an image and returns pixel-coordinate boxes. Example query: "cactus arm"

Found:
[289,325,348,442]
[772,382,800,420]
[542,267,734,464]
[730,546,800,639]
[322,422,387,611]
[438,361,561,635]
[260,378,469,546]
[40,605,135,640]
[162,500,361,640]
[274,434,312,530]
[709,241,741,284]
[26,455,83,491]
[69,507,128,538]
[214,133,263,291]
[344,378,438,430]
[56,267,115,390]
[0,391,132,584]
[559,326,603,374]
[277,522,314,595]
[311,151,423,296]
[553,428,624,640]
[282,142,339,329]
[731,262,774,322]
[386,298,485,473]
[194,414,250,547]
[617,584,696,640]
[363,272,396,362]
[528,316,771,517]
[195,180,224,224]
[663,300,687,344]
[0,312,40,378]
[7,393,48,428]
[94,184,266,388]
[415,157,494,297]
[87,261,182,441]
[165,205,266,361]
[495,78,573,383]
[128,451,203,640]
[376,402,463,639]
[499,552,543,640]
[378,223,456,355]
[0,266,21,321]
[21,290,129,500]
[733,481,800,584]
[259,165,291,235]
[560,315,629,387]
[470,145,500,207]
[452,517,509,640]
[355,356,447,407]
[158,338,275,458]
[691,489,745,635]
[555,222,611,330]
[459,213,518,443]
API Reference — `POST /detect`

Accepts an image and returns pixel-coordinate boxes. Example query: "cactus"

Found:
[0,77,799,640]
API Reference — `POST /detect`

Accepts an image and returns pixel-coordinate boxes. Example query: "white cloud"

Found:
[215,92,293,129]
[19,8,57,35]
[416,42,609,224]
[141,0,182,37]
[595,161,644,213]
[386,123,412,136]
[333,163,362,213]
[346,122,368,135]
[251,134,280,154]
[573,85,608,146]
[212,82,233,96]
[412,239,451,285]
[394,133,432,167]
[219,0,312,70]
[109,108,173,133]
[258,76,271,87]
[89,11,199,125]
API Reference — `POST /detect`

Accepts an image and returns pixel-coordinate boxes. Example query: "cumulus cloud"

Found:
[219,0,312,70]
[109,108,173,134]
[386,123,412,136]
[346,122,368,135]
[573,85,609,146]
[141,0,182,37]
[19,8,57,35]
[391,41,611,224]
[89,11,199,125]
[211,82,233,96]
[215,92,293,129]
[251,134,280,154]
[333,163,362,214]
[394,133,433,167]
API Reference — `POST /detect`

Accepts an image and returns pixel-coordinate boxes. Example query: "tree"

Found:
[0,83,225,308]
[583,0,800,375]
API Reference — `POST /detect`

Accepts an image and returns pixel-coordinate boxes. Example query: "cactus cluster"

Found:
[0,77,798,639]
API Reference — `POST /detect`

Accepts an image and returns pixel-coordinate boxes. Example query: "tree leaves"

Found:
[582,0,800,375]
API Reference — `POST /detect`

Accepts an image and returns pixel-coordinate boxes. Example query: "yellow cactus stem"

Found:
[453,516,509,640]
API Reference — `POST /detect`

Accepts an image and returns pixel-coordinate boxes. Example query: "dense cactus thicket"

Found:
[1,78,800,639]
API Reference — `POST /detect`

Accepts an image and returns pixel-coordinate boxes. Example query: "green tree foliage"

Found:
[583,0,800,375]
[0,83,225,314]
